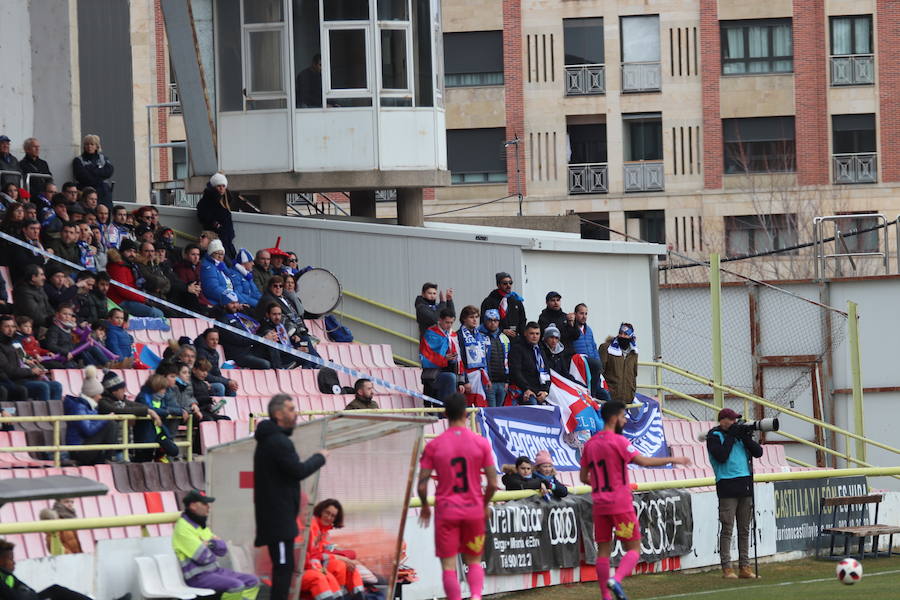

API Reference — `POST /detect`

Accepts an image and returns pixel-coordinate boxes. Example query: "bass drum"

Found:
[296,268,342,315]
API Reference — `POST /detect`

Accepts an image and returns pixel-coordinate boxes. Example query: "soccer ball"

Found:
[836,558,863,585]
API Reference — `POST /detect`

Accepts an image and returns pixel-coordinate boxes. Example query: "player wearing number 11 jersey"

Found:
[418,393,498,600]
[580,401,691,600]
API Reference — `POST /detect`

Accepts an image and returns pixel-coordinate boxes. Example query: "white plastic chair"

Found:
[134,556,196,600]
[227,544,251,575]
[154,553,216,598]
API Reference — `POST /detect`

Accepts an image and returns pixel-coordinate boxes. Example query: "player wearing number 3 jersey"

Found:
[418,393,498,600]
[580,401,691,600]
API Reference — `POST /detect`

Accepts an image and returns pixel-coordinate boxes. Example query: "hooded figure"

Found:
[599,323,639,402]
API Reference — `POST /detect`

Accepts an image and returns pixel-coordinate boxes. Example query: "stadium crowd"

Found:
[415,275,639,408]
[0,147,342,465]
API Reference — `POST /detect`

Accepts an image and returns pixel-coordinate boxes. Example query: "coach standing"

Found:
[254,394,328,600]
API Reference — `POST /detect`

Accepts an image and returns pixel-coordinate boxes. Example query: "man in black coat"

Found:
[507,322,551,405]
[537,291,580,345]
[253,394,327,600]
[18,138,52,197]
[480,271,527,339]
[414,282,454,339]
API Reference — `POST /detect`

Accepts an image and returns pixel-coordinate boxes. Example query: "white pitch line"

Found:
[641,568,900,600]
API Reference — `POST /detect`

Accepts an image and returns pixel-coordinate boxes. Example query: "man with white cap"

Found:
[197,173,236,259]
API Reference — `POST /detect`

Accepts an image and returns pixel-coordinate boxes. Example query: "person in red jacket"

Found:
[106,239,164,318]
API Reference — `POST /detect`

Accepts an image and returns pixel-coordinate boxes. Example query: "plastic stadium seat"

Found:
[141,463,163,491]
[128,492,160,536]
[112,493,144,538]
[135,556,196,600]
[172,463,193,492]
[111,463,135,493]
[253,370,281,396]
[199,421,219,454]
[127,464,148,493]
[188,462,205,490]
[154,553,215,598]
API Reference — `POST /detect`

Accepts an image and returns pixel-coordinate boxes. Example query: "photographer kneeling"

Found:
[706,408,763,580]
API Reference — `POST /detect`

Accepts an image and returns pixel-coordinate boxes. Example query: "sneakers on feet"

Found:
[607,578,628,600]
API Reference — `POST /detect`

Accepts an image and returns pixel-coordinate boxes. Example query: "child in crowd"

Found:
[43,304,111,368]
[501,456,543,491]
[190,358,230,422]
[134,373,181,462]
[14,316,62,369]
[532,450,569,500]
[104,308,135,365]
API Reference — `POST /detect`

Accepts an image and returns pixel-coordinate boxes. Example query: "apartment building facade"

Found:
[437,0,897,274]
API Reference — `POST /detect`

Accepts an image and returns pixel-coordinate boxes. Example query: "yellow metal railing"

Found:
[343,291,416,321]
[4,465,899,545]
[638,360,900,473]
[0,414,194,466]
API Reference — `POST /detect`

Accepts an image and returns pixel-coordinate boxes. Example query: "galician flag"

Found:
[546,369,602,433]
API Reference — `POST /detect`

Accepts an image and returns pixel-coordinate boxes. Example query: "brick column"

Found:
[503,0,526,198]
[153,0,170,181]
[700,0,723,189]
[793,0,828,186]
[877,0,900,182]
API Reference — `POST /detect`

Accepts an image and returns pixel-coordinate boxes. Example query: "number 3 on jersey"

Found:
[450,457,469,493]
[589,459,613,492]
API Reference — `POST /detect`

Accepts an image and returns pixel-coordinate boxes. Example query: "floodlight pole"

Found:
[848,301,865,463]
[505,137,523,216]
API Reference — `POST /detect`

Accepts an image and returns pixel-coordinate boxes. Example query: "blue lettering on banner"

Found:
[624,394,669,461]
[479,406,581,471]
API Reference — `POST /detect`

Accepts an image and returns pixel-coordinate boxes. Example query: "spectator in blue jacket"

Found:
[104,308,134,361]
[570,303,609,401]
[200,239,258,307]
[63,366,119,465]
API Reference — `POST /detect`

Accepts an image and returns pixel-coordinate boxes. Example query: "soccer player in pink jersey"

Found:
[417,393,498,600]
[580,401,691,600]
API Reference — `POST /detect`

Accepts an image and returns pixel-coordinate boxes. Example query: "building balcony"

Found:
[565,64,605,96]
[830,55,875,86]
[833,153,877,184]
[621,62,661,93]
[623,160,664,192]
[568,163,608,194]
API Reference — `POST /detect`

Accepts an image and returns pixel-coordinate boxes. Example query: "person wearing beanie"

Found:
[538,291,581,345]
[200,239,259,307]
[480,271,527,338]
[197,172,237,259]
[541,324,575,378]
[533,450,569,499]
[63,365,120,465]
[98,369,160,424]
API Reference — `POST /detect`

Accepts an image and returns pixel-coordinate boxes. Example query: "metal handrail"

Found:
[813,213,889,280]
[0,413,194,466]
[331,310,418,344]
[0,170,22,185]
[637,360,900,463]
[24,172,53,192]
[343,291,416,321]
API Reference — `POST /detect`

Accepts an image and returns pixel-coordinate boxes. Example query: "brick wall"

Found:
[700,0,722,190]
[793,0,828,186]
[153,0,169,181]
[503,0,526,198]
[877,0,900,182]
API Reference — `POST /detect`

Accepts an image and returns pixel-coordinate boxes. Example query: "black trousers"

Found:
[266,539,295,600]
[74,421,118,466]
[38,584,92,600]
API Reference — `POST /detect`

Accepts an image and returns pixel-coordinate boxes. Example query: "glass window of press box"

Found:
[215,0,441,110]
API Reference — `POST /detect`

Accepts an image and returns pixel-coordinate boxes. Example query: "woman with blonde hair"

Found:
[73,133,114,208]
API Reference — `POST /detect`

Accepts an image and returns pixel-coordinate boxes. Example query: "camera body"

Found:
[731,417,779,438]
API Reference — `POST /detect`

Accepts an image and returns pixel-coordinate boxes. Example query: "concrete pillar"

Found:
[350,190,377,218]
[258,191,287,215]
[397,188,424,227]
